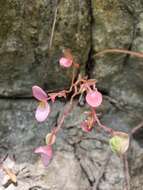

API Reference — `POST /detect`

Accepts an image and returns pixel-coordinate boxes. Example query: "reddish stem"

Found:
[54,102,75,134]
[92,108,113,134]
[131,121,143,135]
[123,154,130,190]
[95,48,143,58]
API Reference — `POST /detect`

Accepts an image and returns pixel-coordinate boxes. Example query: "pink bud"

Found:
[59,57,72,68]
[80,121,92,132]
[86,90,102,107]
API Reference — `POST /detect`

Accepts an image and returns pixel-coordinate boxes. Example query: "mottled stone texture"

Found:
[91,0,143,110]
[0,0,91,96]
[90,2,143,188]
[0,100,125,190]
[1,99,143,190]
[1,1,143,190]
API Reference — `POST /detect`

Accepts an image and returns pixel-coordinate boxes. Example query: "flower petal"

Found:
[86,90,102,107]
[41,153,51,167]
[59,57,72,68]
[32,86,48,101]
[35,101,50,122]
[34,145,53,167]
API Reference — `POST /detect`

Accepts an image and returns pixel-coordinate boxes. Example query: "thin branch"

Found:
[43,0,60,83]
[122,154,130,190]
[95,48,143,58]
[130,121,143,135]
[55,101,77,134]
[0,154,8,165]
[49,0,59,50]
[92,108,113,134]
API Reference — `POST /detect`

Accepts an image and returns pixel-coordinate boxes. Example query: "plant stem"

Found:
[55,102,76,134]
[49,0,59,50]
[131,121,143,135]
[123,154,130,190]
[95,48,143,58]
[92,108,113,134]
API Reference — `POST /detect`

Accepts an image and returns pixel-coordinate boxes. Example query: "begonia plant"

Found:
[32,49,132,167]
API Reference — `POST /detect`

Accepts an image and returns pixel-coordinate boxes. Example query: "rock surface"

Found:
[0,99,143,190]
[91,0,143,111]
[0,0,143,190]
[0,0,91,96]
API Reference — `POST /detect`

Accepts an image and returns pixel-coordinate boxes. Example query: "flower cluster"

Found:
[32,49,129,167]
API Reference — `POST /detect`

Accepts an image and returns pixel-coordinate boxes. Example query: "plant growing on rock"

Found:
[32,48,137,166]
[32,47,143,190]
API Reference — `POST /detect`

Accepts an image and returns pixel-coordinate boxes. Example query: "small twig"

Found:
[130,121,143,135]
[92,108,113,134]
[55,101,77,134]
[95,48,143,58]
[49,0,59,50]
[121,120,143,190]
[122,154,130,190]
[0,154,8,165]
[43,0,60,83]
[92,148,111,190]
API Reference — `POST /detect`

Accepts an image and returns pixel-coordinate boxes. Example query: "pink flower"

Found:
[34,145,53,167]
[32,86,50,122]
[86,90,102,107]
[59,57,72,68]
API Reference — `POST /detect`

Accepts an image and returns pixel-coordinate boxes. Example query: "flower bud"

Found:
[59,57,72,68]
[86,90,102,107]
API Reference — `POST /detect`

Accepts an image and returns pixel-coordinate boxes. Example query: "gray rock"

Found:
[0,0,91,96]
[91,0,143,113]
[0,100,90,189]
[129,140,143,190]
[0,98,143,189]
[0,99,65,162]
[0,152,89,190]
[1,0,143,189]
[0,99,125,190]
[91,0,133,88]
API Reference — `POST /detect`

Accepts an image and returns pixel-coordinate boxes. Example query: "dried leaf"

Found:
[45,133,56,145]
[3,166,17,183]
